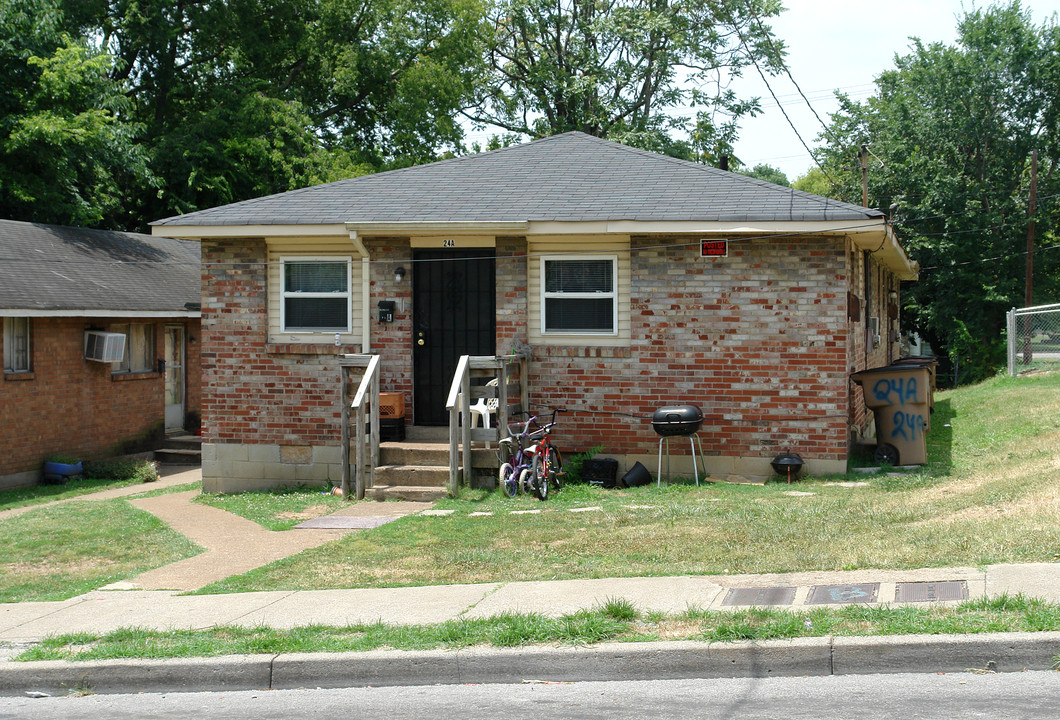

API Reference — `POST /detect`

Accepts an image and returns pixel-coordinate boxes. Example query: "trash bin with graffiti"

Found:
[892,355,938,413]
[850,364,932,466]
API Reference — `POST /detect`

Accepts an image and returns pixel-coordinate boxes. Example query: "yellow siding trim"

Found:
[527,236,631,347]
[266,239,363,345]
[409,236,497,248]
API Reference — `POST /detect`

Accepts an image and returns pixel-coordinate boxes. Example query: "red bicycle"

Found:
[527,407,565,500]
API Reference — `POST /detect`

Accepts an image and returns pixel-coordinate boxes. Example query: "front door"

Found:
[164,325,185,432]
[412,250,496,425]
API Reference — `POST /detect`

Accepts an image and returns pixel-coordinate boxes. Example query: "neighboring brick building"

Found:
[0,221,201,489]
[152,132,917,492]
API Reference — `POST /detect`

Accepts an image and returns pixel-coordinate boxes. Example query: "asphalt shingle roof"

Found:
[152,132,881,227]
[0,220,200,313]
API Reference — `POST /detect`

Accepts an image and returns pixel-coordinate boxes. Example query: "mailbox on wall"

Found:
[378,300,396,323]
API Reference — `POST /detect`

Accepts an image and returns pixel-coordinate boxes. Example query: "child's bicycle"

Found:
[497,413,539,499]
[497,408,565,501]
[528,407,565,500]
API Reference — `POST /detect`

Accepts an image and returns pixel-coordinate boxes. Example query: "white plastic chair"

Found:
[470,378,499,429]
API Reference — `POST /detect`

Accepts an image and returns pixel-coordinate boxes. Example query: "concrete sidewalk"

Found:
[2,467,1060,694]
[2,563,1059,646]
[1,565,1059,696]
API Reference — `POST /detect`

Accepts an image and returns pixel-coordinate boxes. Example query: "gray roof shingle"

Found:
[152,132,880,227]
[0,220,200,313]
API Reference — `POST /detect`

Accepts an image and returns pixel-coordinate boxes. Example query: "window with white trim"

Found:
[541,256,617,334]
[3,317,30,373]
[111,323,155,373]
[281,258,352,333]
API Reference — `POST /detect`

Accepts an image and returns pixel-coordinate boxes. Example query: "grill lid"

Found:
[651,404,703,436]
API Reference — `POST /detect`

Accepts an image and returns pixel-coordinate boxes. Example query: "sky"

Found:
[461,1,1060,181]
[732,0,1060,180]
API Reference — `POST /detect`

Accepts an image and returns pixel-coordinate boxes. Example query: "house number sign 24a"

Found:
[442,239,456,248]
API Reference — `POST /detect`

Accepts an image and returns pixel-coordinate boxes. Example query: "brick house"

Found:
[151,132,918,492]
[0,220,202,489]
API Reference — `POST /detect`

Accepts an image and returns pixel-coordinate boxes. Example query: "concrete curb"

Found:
[2,632,1058,697]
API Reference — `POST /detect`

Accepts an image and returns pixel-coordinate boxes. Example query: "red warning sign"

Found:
[700,240,728,257]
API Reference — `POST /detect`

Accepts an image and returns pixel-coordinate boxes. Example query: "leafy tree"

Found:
[792,167,832,196]
[465,0,785,157]
[49,0,487,225]
[0,0,151,227]
[738,163,789,187]
[814,1,1060,384]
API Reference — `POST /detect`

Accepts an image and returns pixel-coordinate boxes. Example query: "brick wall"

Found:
[0,316,201,485]
[365,239,413,420]
[201,238,346,445]
[846,245,899,438]
[526,235,851,466]
[198,232,906,487]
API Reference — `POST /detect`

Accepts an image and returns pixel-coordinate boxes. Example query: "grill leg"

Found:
[657,436,666,487]
[658,433,705,486]
[688,433,705,486]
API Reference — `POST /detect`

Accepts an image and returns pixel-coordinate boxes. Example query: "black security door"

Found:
[412,250,496,425]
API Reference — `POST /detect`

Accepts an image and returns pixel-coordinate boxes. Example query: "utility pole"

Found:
[1023,149,1038,364]
[859,144,869,207]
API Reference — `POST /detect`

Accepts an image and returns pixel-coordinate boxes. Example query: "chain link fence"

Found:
[1007,303,1060,376]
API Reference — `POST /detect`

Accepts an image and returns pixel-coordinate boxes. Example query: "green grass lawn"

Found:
[0,499,203,603]
[16,593,1060,662]
[195,372,1060,595]
[194,485,350,530]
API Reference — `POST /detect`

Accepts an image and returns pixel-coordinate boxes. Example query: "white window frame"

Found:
[280,256,353,334]
[540,254,619,336]
[111,322,155,373]
[3,317,31,373]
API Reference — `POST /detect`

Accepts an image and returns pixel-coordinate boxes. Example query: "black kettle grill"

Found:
[651,405,704,437]
[652,404,705,486]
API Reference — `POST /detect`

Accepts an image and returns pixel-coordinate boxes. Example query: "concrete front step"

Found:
[379,442,449,467]
[374,464,449,488]
[162,433,202,451]
[366,485,449,502]
[154,447,202,465]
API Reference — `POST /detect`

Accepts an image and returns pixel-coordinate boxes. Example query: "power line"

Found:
[721,4,840,189]
[741,0,846,151]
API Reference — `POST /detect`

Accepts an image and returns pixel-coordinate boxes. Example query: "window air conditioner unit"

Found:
[84,331,126,363]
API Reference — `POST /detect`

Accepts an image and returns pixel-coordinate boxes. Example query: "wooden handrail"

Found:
[340,354,380,500]
[445,353,529,494]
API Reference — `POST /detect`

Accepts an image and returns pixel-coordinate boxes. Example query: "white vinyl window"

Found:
[3,317,30,373]
[112,323,155,373]
[281,258,352,333]
[541,256,618,334]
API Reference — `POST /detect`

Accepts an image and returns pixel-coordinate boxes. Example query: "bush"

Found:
[82,458,159,483]
[563,446,603,484]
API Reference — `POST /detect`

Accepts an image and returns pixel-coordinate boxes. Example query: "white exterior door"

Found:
[164,325,185,432]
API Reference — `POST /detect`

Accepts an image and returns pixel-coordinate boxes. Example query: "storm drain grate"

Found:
[895,581,968,603]
[806,583,879,605]
[721,587,796,607]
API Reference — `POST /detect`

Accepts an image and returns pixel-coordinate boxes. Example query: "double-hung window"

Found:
[112,323,155,373]
[3,317,30,373]
[541,256,617,335]
[281,259,351,333]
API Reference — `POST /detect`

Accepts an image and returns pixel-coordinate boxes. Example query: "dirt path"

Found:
[107,490,353,591]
